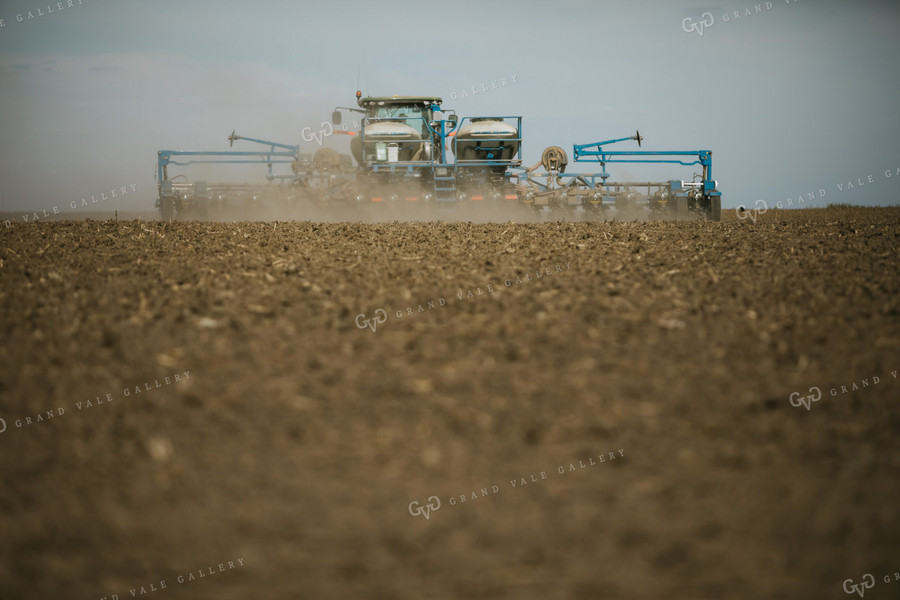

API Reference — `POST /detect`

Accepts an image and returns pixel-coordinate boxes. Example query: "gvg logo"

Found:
[844,574,875,597]
[736,199,768,222]
[682,12,714,36]
[789,370,894,413]
[355,309,387,332]
[353,261,573,334]
[789,386,822,411]
[408,496,441,520]
[300,121,334,145]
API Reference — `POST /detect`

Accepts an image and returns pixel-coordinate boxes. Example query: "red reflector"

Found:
[371,197,383,202]
[405,197,418,202]
[505,195,517,200]
[471,195,483,201]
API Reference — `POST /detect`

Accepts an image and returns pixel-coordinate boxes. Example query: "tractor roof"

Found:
[358,96,442,107]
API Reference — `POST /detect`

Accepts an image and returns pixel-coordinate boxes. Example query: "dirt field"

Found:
[1,207,898,600]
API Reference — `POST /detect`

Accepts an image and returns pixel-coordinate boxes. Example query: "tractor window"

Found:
[367,104,433,136]
[373,106,424,127]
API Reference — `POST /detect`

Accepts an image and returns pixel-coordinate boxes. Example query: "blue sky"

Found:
[1,0,899,212]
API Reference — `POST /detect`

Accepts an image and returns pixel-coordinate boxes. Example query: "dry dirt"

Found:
[1,207,899,600]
